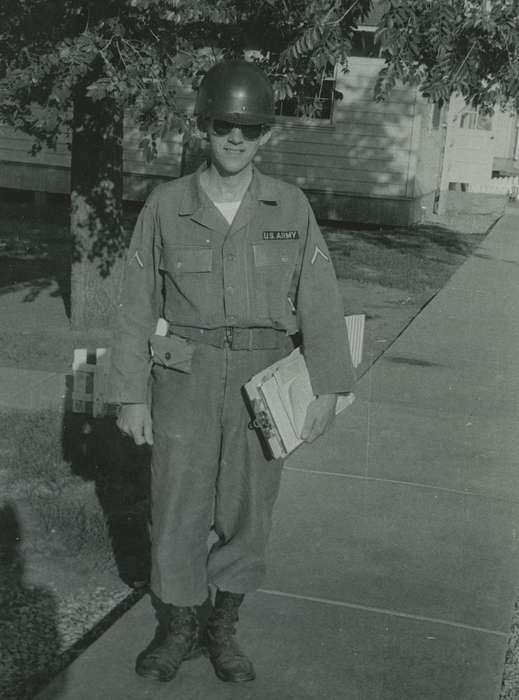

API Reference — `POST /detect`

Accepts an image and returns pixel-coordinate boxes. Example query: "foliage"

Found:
[375,0,519,112]
[0,1,372,313]
[0,0,517,321]
[1,0,518,158]
[0,0,373,155]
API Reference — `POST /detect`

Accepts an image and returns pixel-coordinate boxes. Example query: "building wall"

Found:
[256,57,421,224]
[492,108,519,175]
[0,58,427,225]
[0,118,185,199]
[0,123,71,192]
[413,101,444,193]
[122,121,184,200]
[492,108,517,160]
[440,95,498,191]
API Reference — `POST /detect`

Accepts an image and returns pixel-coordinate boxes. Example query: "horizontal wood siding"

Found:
[123,121,183,178]
[0,60,420,208]
[259,57,416,199]
[0,161,70,193]
[0,125,71,168]
[0,119,184,189]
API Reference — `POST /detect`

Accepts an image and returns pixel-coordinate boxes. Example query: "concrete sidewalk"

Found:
[27,205,519,698]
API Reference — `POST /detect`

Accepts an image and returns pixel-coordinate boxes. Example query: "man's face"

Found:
[206,119,272,176]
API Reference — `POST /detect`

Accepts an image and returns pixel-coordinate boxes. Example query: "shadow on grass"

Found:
[0,194,492,318]
[0,501,67,700]
[0,195,141,316]
[0,256,72,317]
[321,219,495,293]
[62,413,151,590]
[322,221,482,259]
[0,193,72,315]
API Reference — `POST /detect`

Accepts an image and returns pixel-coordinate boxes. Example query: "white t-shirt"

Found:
[214,200,241,224]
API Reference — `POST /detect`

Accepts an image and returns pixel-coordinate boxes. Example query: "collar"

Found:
[248,164,280,205]
[178,163,279,216]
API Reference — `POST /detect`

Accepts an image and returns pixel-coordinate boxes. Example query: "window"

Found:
[431,102,443,130]
[459,107,493,131]
[274,66,337,122]
[350,29,381,58]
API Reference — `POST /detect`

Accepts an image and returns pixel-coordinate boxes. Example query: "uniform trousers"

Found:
[150,338,291,607]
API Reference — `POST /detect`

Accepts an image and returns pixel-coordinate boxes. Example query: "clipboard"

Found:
[244,314,364,459]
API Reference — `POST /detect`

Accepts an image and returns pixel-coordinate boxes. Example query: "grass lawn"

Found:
[0,196,492,374]
[0,193,504,698]
[1,407,149,699]
[321,217,491,376]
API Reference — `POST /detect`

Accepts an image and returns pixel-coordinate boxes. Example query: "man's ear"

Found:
[259,128,273,146]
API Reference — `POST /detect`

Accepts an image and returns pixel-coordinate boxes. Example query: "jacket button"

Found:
[165,351,171,360]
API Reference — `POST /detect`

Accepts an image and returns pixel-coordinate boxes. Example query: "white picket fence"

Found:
[469,176,519,199]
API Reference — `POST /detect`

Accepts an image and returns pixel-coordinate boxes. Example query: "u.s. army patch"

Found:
[263,230,299,241]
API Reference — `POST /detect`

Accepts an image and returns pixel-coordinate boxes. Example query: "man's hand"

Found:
[300,393,338,443]
[117,403,153,446]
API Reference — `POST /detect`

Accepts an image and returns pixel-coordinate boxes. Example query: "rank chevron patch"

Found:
[310,246,330,264]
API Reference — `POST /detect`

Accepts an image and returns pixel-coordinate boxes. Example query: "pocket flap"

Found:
[161,246,213,273]
[150,334,194,373]
[253,242,298,267]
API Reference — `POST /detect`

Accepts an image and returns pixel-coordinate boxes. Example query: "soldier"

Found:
[111,59,355,685]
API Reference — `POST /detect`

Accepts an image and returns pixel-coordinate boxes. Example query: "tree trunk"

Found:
[70,93,124,329]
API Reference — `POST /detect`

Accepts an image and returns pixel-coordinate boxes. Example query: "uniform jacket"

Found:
[110,165,355,404]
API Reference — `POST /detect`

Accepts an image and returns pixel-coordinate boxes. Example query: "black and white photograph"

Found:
[1,1,519,698]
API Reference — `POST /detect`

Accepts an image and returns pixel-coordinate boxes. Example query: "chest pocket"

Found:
[252,242,299,323]
[253,242,298,268]
[162,246,213,273]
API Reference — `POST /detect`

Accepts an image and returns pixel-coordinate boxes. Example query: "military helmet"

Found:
[194,60,275,125]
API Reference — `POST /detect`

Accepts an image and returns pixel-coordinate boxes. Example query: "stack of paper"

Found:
[244,314,364,459]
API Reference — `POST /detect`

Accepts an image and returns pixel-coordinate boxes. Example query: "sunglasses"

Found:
[211,119,265,141]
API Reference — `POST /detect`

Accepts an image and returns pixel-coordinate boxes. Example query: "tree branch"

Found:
[452,40,477,82]
[325,0,362,26]
[115,39,128,71]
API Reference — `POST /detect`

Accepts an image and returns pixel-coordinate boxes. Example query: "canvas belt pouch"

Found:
[149,333,195,374]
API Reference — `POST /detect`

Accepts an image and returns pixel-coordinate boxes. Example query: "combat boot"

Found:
[135,603,201,682]
[205,590,256,683]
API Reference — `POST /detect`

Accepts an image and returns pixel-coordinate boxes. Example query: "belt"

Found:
[168,325,286,350]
